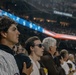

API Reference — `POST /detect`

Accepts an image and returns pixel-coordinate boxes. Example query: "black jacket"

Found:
[40,52,59,75]
[15,53,32,75]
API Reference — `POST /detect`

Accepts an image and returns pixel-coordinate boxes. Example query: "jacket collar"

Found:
[0,44,15,55]
[43,50,54,58]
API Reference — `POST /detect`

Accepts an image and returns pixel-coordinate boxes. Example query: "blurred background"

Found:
[0,0,76,53]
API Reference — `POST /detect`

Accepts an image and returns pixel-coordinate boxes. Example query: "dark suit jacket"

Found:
[40,52,59,75]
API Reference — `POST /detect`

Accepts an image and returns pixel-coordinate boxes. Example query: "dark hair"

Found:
[0,16,17,40]
[25,36,40,55]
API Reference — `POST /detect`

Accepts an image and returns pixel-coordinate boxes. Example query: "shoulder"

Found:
[41,55,52,60]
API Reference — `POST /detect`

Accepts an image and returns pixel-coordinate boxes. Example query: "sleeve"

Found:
[40,56,59,75]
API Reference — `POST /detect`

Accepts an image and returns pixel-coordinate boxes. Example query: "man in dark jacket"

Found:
[40,37,59,75]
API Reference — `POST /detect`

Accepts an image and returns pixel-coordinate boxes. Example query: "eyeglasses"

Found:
[34,44,43,48]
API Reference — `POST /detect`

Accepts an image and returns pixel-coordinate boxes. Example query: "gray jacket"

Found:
[0,50,20,75]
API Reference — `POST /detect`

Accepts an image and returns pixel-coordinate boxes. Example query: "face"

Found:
[4,24,20,45]
[65,53,69,61]
[32,40,44,58]
[17,45,25,54]
[50,43,57,55]
[72,55,75,62]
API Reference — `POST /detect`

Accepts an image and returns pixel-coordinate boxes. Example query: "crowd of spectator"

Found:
[0,12,76,75]
[0,1,76,75]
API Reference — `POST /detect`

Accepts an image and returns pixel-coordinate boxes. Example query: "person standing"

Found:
[25,36,44,75]
[0,16,20,75]
[0,16,32,75]
[40,37,59,75]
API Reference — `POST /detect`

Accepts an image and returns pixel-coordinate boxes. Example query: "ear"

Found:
[30,46,34,51]
[0,31,7,38]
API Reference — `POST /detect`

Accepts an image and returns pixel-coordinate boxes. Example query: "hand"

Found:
[22,62,33,75]
[72,70,76,72]
[68,71,74,75]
